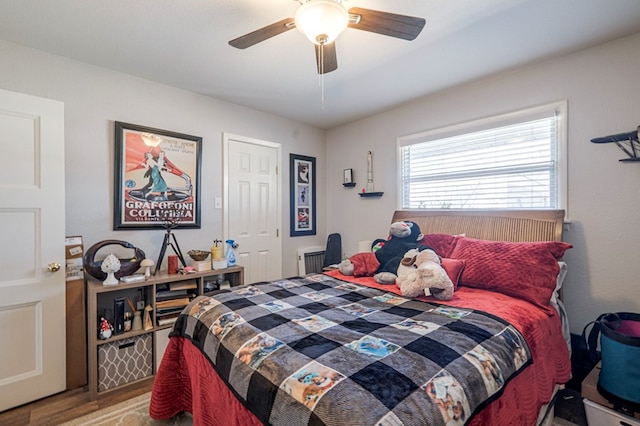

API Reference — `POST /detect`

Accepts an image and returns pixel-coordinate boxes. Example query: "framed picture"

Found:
[343,168,353,184]
[290,153,316,236]
[114,121,202,230]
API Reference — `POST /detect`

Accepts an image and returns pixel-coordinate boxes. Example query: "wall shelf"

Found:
[342,182,357,188]
[591,127,640,162]
[359,191,384,198]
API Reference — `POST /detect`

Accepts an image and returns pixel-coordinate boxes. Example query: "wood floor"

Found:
[0,378,153,426]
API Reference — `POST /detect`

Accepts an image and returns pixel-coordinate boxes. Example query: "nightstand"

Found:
[581,362,640,425]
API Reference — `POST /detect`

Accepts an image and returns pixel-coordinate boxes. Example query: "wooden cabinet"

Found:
[65,279,87,389]
[86,266,244,400]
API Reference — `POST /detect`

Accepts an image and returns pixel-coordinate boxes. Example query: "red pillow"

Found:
[449,237,573,311]
[421,234,462,257]
[441,258,466,290]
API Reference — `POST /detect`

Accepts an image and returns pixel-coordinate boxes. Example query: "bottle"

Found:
[211,240,222,260]
[225,239,236,267]
[211,239,223,269]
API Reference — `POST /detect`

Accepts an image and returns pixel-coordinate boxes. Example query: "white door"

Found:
[0,89,66,411]
[224,134,281,284]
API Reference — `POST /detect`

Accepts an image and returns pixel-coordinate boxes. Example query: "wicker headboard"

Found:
[391,210,565,242]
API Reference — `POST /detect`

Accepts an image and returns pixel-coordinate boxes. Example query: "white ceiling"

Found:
[1,0,640,129]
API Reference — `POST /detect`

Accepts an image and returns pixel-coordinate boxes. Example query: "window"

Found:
[397,101,567,212]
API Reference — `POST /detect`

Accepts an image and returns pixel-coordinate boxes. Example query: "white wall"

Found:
[326,32,640,334]
[0,40,327,279]
[3,32,639,333]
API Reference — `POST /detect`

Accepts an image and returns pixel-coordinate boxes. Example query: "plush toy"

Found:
[372,220,424,270]
[395,248,454,300]
[338,220,425,281]
[384,248,423,285]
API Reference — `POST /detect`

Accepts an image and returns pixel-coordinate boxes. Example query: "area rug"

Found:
[59,392,191,426]
[60,392,581,426]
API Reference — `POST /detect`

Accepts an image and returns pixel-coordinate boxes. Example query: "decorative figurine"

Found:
[101,253,121,286]
[143,305,154,330]
[140,258,155,279]
[366,151,375,193]
[99,317,113,339]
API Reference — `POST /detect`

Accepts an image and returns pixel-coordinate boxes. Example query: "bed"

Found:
[150,209,572,425]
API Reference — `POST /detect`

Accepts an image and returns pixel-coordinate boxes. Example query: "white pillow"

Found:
[550,261,567,306]
[550,261,571,356]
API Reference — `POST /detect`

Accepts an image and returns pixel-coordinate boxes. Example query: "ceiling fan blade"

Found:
[229,18,295,49]
[315,42,337,74]
[348,7,425,41]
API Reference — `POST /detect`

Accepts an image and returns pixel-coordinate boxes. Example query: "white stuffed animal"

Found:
[395,248,454,300]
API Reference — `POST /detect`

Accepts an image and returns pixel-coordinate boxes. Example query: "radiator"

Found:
[297,247,325,275]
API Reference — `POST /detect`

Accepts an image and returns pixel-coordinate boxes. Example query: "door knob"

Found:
[47,262,61,272]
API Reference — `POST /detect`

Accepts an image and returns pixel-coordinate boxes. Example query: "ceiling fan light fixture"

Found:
[295,0,349,45]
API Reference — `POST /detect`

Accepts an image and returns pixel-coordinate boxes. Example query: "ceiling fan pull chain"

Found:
[320,42,325,109]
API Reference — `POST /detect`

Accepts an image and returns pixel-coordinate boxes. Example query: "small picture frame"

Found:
[343,168,353,184]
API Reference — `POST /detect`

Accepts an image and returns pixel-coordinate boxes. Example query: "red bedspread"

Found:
[150,271,570,425]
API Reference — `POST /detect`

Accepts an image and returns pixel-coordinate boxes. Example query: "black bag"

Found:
[323,233,342,268]
[584,312,640,413]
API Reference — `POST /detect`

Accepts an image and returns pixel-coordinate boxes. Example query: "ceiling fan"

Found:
[228,0,426,74]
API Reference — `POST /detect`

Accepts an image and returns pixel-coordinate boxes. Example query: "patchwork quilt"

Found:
[171,274,532,426]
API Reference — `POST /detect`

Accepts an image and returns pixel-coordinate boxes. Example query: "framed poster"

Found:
[114,121,202,230]
[290,153,316,236]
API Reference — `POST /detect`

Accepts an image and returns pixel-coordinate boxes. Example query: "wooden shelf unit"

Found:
[86,266,244,400]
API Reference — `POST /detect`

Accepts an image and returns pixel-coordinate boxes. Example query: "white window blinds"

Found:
[398,102,567,210]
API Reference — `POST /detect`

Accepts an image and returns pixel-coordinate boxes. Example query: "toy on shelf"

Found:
[98,317,113,339]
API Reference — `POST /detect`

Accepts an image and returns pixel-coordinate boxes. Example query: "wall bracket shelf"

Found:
[591,127,640,162]
[359,192,384,198]
[343,182,357,188]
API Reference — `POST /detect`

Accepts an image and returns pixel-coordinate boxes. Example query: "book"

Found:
[169,281,197,291]
[155,306,186,316]
[156,309,182,326]
[119,273,145,283]
[156,289,192,298]
[157,316,179,326]
[156,297,191,309]
[156,290,195,302]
